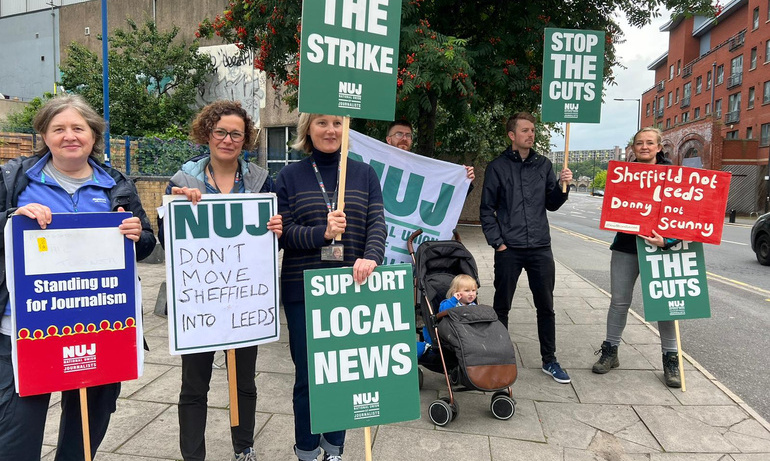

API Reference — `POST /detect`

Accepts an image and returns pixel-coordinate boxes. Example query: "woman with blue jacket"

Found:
[0,94,155,461]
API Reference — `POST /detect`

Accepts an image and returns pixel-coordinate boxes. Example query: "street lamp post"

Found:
[614,98,641,131]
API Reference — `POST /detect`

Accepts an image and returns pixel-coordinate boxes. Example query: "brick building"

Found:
[641,0,770,213]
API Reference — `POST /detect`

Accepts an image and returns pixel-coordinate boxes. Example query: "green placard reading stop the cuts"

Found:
[298,0,402,120]
[636,238,711,322]
[541,28,605,123]
[303,264,419,434]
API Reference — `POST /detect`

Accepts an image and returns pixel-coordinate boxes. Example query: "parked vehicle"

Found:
[751,212,770,265]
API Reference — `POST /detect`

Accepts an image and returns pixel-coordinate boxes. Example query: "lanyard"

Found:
[207,161,242,193]
[311,160,339,213]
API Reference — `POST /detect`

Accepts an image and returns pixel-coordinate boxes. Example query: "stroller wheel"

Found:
[441,396,459,421]
[429,399,453,426]
[490,392,515,420]
[418,367,424,390]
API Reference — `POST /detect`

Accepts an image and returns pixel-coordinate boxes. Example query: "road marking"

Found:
[706,272,770,296]
[553,225,770,298]
[721,239,748,246]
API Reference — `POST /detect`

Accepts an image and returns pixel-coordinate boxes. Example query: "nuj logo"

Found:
[339,81,362,95]
[565,103,579,111]
[353,391,379,405]
[63,343,96,358]
[668,300,685,308]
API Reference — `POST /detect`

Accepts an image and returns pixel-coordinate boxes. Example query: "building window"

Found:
[675,88,679,103]
[766,41,770,63]
[674,115,678,124]
[707,70,712,89]
[749,86,755,109]
[726,130,739,140]
[677,60,681,75]
[747,126,753,139]
[666,118,671,128]
[646,103,651,116]
[705,103,711,114]
[751,47,757,70]
[715,99,722,118]
[682,112,690,122]
[765,81,770,104]
[667,92,672,107]
[694,107,701,118]
[716,65,724,85]
[753,7,760,29]
[696,76,702,94]
[669,65,674,80]
[728,56,743,87]
[761,123,770,146]
[727,92,741,122]
[266,126,300,178]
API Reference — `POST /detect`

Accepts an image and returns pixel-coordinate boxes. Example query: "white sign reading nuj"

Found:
[164,194,280,354]
[348,130,470,264]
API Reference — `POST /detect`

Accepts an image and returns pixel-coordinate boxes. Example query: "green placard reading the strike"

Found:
[636,238,711,322]
[541,28,605,123]
[298,0,402,120]
[304,264,419,434]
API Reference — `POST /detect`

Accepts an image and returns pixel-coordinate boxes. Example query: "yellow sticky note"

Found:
[37,237,48,252]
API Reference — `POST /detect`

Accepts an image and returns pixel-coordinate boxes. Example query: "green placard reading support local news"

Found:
[636,238,711,322]
[298,0,402,120]
[304,264,419,434]
[541,28,605,123]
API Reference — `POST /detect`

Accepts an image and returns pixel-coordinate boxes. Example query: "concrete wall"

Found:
[0,9,59,100]
[0,98,28,121]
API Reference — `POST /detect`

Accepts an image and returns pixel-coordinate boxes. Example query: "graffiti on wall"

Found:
[197,44,267,126]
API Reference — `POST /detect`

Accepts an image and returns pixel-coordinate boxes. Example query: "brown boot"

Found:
[663,352,681,388]
[592,341,619,374]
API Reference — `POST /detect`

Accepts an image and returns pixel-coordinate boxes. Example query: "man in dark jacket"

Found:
[480,112,573,384]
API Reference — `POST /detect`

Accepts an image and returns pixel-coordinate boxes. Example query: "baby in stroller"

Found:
[416,274,478,358]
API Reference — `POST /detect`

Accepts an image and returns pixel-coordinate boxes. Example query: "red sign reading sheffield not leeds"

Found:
[600,161,732,245]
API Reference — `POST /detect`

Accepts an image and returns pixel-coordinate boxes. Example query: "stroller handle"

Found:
[406,229,423,255]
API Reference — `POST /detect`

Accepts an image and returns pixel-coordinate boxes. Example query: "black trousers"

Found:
[492,246,557,364]
[178,346,258,461]
[0,333,119,461]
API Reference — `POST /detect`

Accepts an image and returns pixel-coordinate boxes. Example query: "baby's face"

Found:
[456,287,477,304]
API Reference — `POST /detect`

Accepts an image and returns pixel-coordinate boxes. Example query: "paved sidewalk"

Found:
[41,224,770,460]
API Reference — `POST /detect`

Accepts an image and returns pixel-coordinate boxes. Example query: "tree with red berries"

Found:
[199,0,715,160]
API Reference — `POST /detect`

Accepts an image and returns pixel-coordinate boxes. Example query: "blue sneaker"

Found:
[542,361,571,383]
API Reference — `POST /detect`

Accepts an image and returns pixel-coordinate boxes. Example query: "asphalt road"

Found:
[548,192,770,422]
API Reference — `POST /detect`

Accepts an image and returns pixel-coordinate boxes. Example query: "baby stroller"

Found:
[407,229,517,426]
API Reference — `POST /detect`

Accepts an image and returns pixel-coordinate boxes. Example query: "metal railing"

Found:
[725,110,740,124]
[727,72,743,89]
[728,31,745,51]
[680,97,691,108]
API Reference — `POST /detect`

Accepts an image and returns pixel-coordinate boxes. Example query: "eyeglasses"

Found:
[212,128,245,142]
[388,131,413,140]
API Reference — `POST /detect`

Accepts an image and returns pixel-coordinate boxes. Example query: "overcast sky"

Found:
[550,12,671,152]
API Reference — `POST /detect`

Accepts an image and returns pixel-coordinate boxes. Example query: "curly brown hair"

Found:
[190,100,257,151]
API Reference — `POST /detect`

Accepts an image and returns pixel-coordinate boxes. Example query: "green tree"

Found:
[59,19,213,136]
[199,0,714,159]
[592,169,607,190]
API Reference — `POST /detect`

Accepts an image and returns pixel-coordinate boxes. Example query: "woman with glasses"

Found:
[161,100,282,461]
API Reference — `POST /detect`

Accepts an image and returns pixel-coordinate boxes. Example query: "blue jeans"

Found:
[492,246,557,363]
[0,333,119,461]
[606,250,677,353]
[284,300,345,461]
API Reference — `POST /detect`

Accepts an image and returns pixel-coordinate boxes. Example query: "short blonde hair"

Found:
[446,274,478,299]
[634,126,663,146]
[291,112,322,153]
[33,94,105,158]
